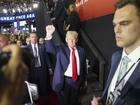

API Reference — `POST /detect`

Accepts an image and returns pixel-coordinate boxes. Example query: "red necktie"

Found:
[72,48,77,81]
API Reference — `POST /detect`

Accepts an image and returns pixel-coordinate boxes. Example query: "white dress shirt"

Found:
[31,43,41,67]
[64,47,80,77]
[31,43,38,57]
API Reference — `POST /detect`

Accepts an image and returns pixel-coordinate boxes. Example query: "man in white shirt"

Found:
[27,32,51,105]
[91,0,140,105]
[45,26,86,105]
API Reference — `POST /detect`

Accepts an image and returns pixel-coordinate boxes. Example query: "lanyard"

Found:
[115,58,140,88]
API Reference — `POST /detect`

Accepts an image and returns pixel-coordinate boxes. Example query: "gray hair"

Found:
[66,31,78,39]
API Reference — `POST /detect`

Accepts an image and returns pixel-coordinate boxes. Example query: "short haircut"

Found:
[115,0,140,18]
[66,31,78,39]
[29,32,37,36]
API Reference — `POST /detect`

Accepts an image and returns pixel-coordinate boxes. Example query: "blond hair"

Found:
[66,31,78,39]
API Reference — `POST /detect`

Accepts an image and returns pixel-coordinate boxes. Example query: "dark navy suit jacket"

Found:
[102,50,140,105]
[26,43,51,105]
[27,44,50,70]
[45,40,86,92]
[26,44,51,83]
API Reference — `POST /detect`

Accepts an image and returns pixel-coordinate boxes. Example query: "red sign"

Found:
[75,0,117,21]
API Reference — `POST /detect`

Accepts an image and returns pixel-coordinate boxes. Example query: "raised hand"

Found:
[46,25,55,38]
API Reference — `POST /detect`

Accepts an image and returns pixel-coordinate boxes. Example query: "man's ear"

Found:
[65,38,68,43]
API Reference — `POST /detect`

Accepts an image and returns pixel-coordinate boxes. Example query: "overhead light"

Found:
[33,3,39,8]
[23,3,26,6]
[3,9,8,14]
[29,7,32,11]
[12,9,16,13]
[17,7,21,12]
[25,8,28,12]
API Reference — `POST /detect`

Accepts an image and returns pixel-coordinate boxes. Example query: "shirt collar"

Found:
[69,47,77,51]
[122,46,140,63]
[31,43,38,47]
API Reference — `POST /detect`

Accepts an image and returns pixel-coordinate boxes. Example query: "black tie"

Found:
[34,45,41,67]
[34,45,37,57]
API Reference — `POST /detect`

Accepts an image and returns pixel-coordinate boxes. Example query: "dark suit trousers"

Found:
[58,77,80,105]
[31,67,50,105]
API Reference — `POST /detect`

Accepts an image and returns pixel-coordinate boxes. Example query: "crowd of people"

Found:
[0,1,82,105]
[1,0,140,105]
[48,0,81,43]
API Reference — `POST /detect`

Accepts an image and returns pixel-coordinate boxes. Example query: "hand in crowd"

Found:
[65,24,70,31]
[91,96,102,105]
[0,44,28,105]
[45,25,55,39]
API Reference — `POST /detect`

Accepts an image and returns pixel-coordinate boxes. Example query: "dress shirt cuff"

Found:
[45,34,53,40]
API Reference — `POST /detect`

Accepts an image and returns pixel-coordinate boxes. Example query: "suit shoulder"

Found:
[112,50,122,57]
[77,46,85,51]
[55,44,67,53]
[111,50,122,62]
[24,45,30,50]
[57,44,66,49]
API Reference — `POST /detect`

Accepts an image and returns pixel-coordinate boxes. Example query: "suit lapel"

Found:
[113,61,140,105]
[62,46,70,72]
[65,46,70,61]
[77,46,81,55]
[107,51,122,89]
[102,51,122,99]
[121,62,140,96]
[77,47,83,76]
[38,44,41,56]
[29,44,33,54]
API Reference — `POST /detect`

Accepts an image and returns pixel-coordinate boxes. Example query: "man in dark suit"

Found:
[27,32,51,105]
[45,25,86,105]
[91,0,140,105]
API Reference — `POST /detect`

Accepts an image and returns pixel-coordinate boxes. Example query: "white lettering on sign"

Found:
[75,0,88,7]
[0,13,35,21]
